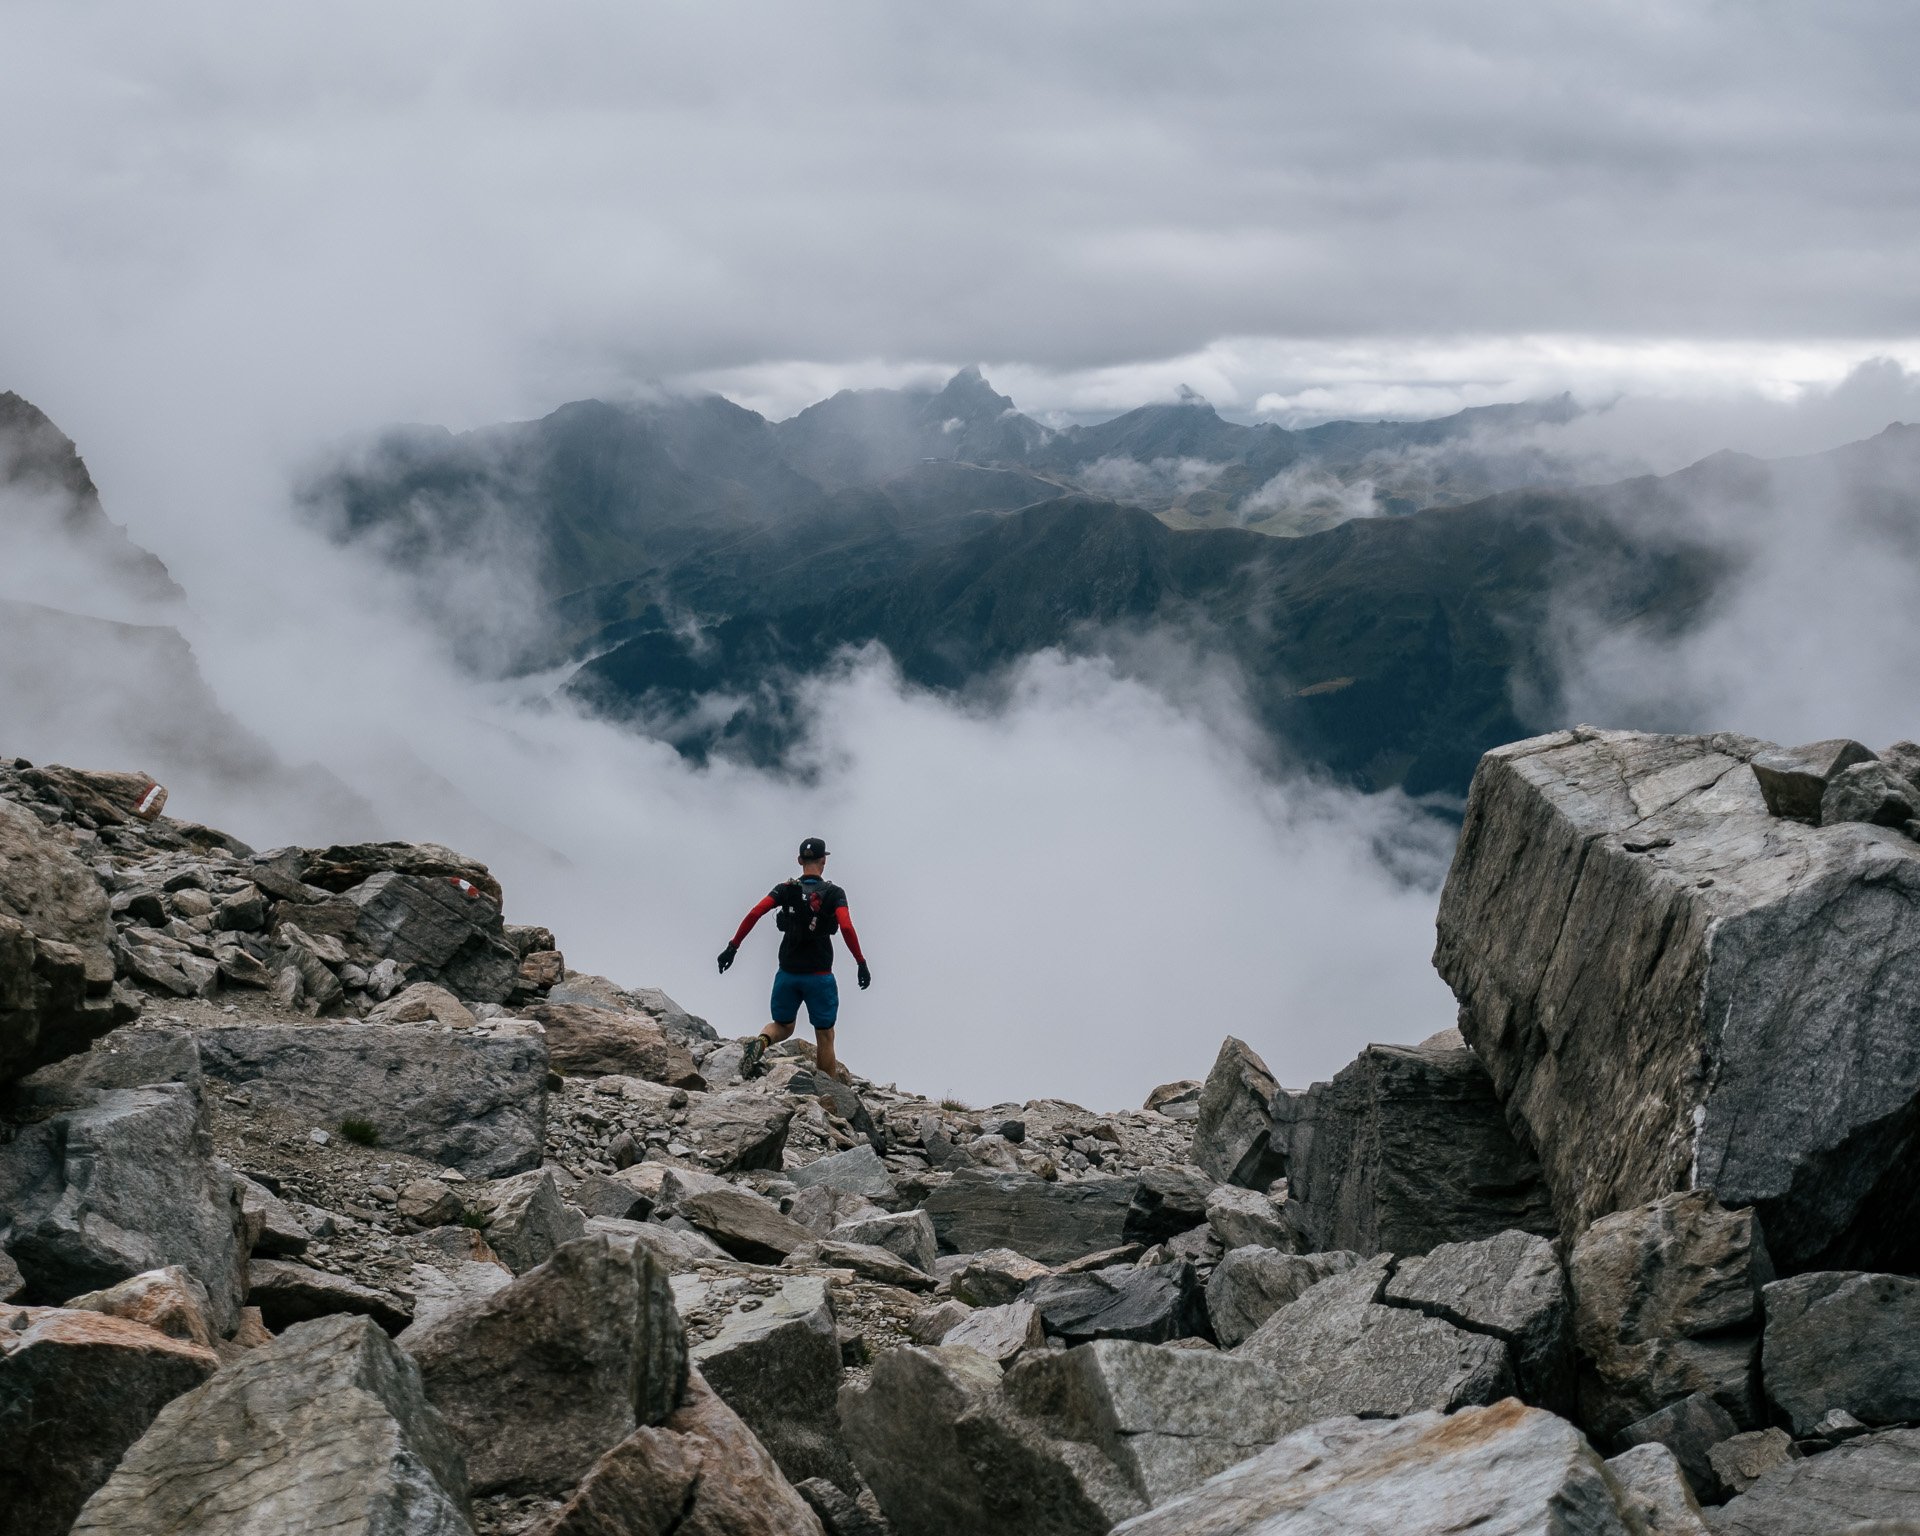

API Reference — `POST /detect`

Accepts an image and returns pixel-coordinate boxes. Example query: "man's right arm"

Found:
[718,894,779,973]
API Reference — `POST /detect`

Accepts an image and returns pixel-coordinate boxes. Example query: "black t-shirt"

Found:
[773,878,846,974]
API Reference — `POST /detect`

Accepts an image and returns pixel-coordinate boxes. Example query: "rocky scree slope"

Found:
[4,734,1920,1533]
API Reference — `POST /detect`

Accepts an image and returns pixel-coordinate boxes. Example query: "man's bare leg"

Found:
[761,1020,796,1047]
[814,1026,839,1082]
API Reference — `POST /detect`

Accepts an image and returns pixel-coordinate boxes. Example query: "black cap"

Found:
[798,836,829,860]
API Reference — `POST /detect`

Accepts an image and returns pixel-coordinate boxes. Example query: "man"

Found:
[717,836,870,1081]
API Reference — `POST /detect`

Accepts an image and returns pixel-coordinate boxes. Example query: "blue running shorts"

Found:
[770,969,840,1030]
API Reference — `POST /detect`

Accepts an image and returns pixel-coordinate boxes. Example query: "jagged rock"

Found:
[72,1312,470,1534]
[1709,1429,1797,1496]
[1279,1041,1555,1257]
[1570,1191,1769,1436]
[791,1182,883,1233]
[1750,737,1877,821]
[1435,727,1920,1272]
[1607,1444,1710,1536]
[1823,760,1920,829]
[1616,1391,1739,1504]
[788,1144,896,1200]
[1191,1037,1286,1189]
[237,1172,312,1256]
[396,1177,464,1227]
[1235,1255,1514,1429]
[841,1344,1142,1534]
[1204,1184,1307,1253]
[364,980,474,1027]
[1762,1271,1920,1434]
[831,1208,936,1272]
[66,1265,218,1349]
[0,798,122,1084]
[795,1476,889,1536]
[533,1372,827,1536]
[0,1306,219,1536]
[681,1186,816,1263]
[247,1258,414,1334]
[571,1172,653,1220]
[1143,1079,1202,1120]
[1026,1260,1209,1345]
[943,1300,1044,1363]
[348,868,519,1002]
[1384,1228,1573,1413]
[691,1273,857,1492]
[953,1247,1053,1307]
[924,1169,1136,1263]
[1204,1247,1359,1348]
[0,1244,21,1300]
[1122,1165,1215,1246]
[196,1020,547,1178]
[682,1092,793,1172]
[530,1001,702,1084]
[214,884,268,931]
[1708,1426,1920,1535]
[401,1235,685,1495]
[909,1298,973,1344]
[0,1081,247,1332]
[471,1169,587,1274]
[789,1239,934,1290]
[1110,1399,1636,1535]
[296,840,502,904]
[1005,1339,1296,1506]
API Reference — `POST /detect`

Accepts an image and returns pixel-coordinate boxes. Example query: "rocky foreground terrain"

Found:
[5,727,1920,1533]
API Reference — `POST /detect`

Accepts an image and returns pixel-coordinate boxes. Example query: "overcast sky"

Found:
[3,1,1919,438]
[5,4,1920,1105]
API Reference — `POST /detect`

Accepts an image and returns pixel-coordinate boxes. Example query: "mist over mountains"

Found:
[301,369,1920,798]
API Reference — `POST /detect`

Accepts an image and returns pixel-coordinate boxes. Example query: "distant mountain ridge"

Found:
[297,381,1920,797]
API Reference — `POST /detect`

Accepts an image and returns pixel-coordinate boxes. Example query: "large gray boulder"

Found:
[72,1313,471,1534]
[1110,1399,1639,1534]
[401,1235,685,1495]
[0,798,123,1085]
[246,1258,414,1335]
[1709,1427,1920,1536]
[0,1081,248,1332]
[348,868,519,1002]
[0,1306,220,1536]
[1228,1251,1512,1436]
[1122,1165,1216,1246]
[1749,737,1876,822]
[1205,1247,1359,1349]
[690,1273,857,1493]
[1385,1228,1574,1414]
[788,1145,897,1202]
[1435,727,1920,1272]
[1003,1339,1296,1507]
[680,1185,816,1263]
[1279,1041,1555,1257]
[1616,1391,1740,1505]
[831,1208,936,1272]
[469,1169,586,1274]
[1762,1271,1920,1434]
[1191,1037,1286,1189]
[840,1344,1142,1534]
[1203,1184,1308,1253]
[681,1092,794,1172]
[528,1001,702,1085]
[196,1019,547,1178]
[1570,1192,1769,1436]
[1823,759,1920,829]
[923,1169,1137,1263]
[1235,1255,1515,1430]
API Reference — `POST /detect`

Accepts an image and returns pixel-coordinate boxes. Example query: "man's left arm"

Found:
[836,903,871,989]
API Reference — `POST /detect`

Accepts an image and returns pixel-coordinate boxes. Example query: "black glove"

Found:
[857,961,871,990]
[717,944,737,974]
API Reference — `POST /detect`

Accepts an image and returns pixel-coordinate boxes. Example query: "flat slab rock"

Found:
[196,1019,548,1179]
[1110,1399,1641,1534]
[923,1168,1137,1264]
[1435,727,1920,1271]
[1234,1254,1515,1433]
